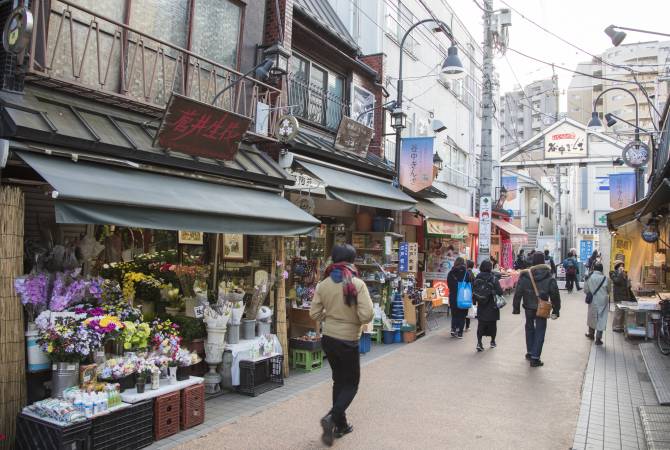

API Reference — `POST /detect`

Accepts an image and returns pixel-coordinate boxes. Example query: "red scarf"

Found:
[324,262,359,306]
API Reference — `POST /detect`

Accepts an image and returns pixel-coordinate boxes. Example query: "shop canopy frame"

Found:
[295,159,416,211]
[412,201,468,238]
[492,218,528,245]
[17,150,320,236]
[606,198,647,231]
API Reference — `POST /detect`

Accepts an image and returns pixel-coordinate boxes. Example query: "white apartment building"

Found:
[329,0,497,216]
[568,40,670,138]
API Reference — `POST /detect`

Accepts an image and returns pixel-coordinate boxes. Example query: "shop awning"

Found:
[296,160,416,210]
[412,201,468,237]
[457,214,479,235]
[17,151,320,235]
[492,218,528,244]
[640,178,670,217]
[606,199,646,231]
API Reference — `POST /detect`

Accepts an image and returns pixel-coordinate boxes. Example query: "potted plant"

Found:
[175,348,201,381]
[135,367,151,394]
[119,321,151,353]
[96,356,138,392]
[167,360,178,384]
[164,286,182,316]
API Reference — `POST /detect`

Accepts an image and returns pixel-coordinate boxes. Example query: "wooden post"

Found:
[275,236,289,377]
[0,186,26,449]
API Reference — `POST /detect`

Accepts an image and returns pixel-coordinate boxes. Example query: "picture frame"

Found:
[178,230,204,245]
[222,234,246,261]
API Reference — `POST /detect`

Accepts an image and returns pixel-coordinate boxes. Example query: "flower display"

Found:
[122,272,163,303]
[14,273,49,322]
[151,318,182,359]
[84,315,125,339]
[96,356,138,380]
[37,317,104,362]
[49,273,104,312]
[175,348,201,367]
[120,321,151,350]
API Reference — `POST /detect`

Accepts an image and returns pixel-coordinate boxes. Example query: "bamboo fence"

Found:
[0,186,26,449]
[275,237,289,376]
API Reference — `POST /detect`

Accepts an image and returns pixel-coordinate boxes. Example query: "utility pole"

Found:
[555,165,562,260]
[477,0,494,264]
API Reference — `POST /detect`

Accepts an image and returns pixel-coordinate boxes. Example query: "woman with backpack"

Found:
[447,257,474,339]
[585,262,608,345]
[562,249,581,293]
[473,259,504,351]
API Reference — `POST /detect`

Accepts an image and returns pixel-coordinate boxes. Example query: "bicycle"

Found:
[657,299,670,355]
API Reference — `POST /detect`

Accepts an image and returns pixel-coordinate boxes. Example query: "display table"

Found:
[121,376,203,404]
[21,402,130,426]
[616,298,668,339]
[224,336,283,386]
[498,272,519,292]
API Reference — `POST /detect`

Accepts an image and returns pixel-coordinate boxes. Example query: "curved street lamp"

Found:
[392,19,465,184]
[604,25,670,47]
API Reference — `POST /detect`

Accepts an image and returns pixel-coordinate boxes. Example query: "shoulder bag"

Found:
[529,269,552,319]
[456,270,473,309]
[585,276,606,304]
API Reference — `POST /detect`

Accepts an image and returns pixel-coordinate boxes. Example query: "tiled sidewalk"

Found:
[572,326,659,450]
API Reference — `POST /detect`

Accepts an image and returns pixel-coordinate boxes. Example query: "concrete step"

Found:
[640,343,670,405]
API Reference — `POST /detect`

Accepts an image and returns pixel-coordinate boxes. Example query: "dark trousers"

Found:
[451,308,467,334]
[565,273,581,292]
[465,317,471,329]
[525,309,547,360]
[477,320,497,343]
[321,335,360,427]
[587,327,603,340]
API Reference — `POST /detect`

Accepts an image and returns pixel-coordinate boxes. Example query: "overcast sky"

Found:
[448,0,670,110]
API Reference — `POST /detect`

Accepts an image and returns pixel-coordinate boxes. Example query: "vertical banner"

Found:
[408,242,419,273]
[399,242,409,273]
[478,196,492,261]
[609,173,636,209]
[501,176,519,215]
[579,240,593,263]
[610,237,632,272]
[400,137,434,192]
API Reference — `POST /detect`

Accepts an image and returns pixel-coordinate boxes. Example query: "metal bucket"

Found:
[241,319,256,340]
[256,321,271,336]
[226,324,240,344]
[51,362,80,398]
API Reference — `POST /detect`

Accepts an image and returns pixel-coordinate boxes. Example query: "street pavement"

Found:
[176,290,593,449]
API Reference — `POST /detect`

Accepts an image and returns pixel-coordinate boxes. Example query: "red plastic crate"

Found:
[154,391,180,441]
[181,384,205,430]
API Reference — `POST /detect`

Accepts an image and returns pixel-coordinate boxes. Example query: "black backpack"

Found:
[473,277,493,302]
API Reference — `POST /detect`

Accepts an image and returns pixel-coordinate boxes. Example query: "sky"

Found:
[447,0,670,110]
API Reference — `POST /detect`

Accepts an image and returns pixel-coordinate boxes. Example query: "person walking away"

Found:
[464,260,476,332]
[526,249,536,267]
[473,259,504,351]
[447,257,474,338]
[585,262,609,345]
[513,252,561,367]
[310,244,374,446]
[515,250,527,270]
[562,250,581,293]
[490,256,501,273]
[586,250,600,274]
[544,249,556,276]
[610,260,634,333]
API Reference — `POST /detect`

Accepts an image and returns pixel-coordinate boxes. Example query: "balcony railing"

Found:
[26,0,284,139]
[287,73,345,132]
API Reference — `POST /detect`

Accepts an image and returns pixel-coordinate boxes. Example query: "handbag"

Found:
[456,271,473,309]
[585,276,606,304]
[495,295,507,309]
[529,269,552,319]
[467,305,477,319]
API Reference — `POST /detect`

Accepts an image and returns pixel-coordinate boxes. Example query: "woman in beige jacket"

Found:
[310,244,374,446]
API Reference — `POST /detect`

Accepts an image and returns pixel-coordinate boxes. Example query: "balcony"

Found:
[25,0,283,140]
[287,73,346,132]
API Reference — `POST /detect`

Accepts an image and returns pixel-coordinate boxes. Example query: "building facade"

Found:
[567,40,670,137]
[499,77,559,154]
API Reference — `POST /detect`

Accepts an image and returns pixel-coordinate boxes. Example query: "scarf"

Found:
[324,262,359,306]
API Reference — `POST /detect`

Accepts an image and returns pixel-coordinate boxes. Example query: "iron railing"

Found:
[287,73,345,132]
[25,0,284,138]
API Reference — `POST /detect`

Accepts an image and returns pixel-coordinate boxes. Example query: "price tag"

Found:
[193,305,205,319]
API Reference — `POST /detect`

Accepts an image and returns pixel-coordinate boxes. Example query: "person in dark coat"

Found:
[544,249,556,276]
[447,257,474,338]
[513,252,561,367]
[562,249,581,293]
[610,260,634,332]
[473,259,503,351]
[465,260,476,332]
[514,250,527,270]
[586,250,600,274]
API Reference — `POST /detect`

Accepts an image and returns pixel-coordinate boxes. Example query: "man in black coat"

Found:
[513,253,562,367]
[473,259,504,351]
[447,257,474,339]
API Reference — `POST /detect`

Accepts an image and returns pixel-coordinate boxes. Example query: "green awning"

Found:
[640,178,670,217]
[297,160,416,210]
[606,199,646,231]
[18,151,319,235]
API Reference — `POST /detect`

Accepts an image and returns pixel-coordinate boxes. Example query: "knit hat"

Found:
[614,260,625,269]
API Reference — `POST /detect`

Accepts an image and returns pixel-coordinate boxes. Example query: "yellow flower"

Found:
[47,343,53,353]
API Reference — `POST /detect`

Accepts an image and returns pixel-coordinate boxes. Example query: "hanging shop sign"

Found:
[609,172,636,209]
[334,116,374,157]
[178,231,204,245]
[543,122,586,159]
[400,136,434,193]
[610,237,632,272]
[641,222,660,243]
[155,93,251,160]
[594,210,610,227]
[2,7,32,54]
[398,242,409,273]
[501,176,519,212]
[275,115,300,143]
[426,219,468,237]
[407,242,419,273]
[293,195,316,215]
[622,140,650,168]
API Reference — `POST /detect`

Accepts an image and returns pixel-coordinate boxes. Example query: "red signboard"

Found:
[155,93,251,160]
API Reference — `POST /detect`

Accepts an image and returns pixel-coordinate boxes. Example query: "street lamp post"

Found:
[391,19,465,185]
[587,86,647,201]
[604,25,670,47]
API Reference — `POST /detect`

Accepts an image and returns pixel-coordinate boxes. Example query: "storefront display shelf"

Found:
[121,377,203,404]
[16,413,91,450]
[238,354,284,397]
[90,400,154,450]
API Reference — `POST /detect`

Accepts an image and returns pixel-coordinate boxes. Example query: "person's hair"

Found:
[454,256,465,267]
[591,250,599,258]
[332,244,356,264]
[532,253,546,265]
[447,244,455,251]
[466,260,474,269]
[544,249,550,256]
[490,256,497,265]
[519,249,525,255]
[480,260,493,272]
[593,262,604,272]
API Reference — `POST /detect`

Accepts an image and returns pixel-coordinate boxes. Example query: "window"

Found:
[288,53,346,131]
[385,1,418,53]
[442,145,469,187]
[191,0,243,69]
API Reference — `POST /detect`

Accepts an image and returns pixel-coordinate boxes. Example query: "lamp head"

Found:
[431,119,447,133]
[254,59,275,82]
[604,25,626,47]
[587,111,603,131]
[605,113,617,127]
[440,45,465,82]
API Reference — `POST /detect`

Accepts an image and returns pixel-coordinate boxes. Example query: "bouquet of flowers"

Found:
[175,348,201,367]
[96,356,138,380]
[83,315,125,341]
[122,272,162,303]
[151,318,182,359]
[49,272,104,312]
[37,317,103,362]
[119,321,151,350]
[14,272,49,322]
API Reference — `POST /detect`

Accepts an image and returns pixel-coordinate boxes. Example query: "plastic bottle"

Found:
[73,394,83,415]
[99,392,107,412]
[83,394,93,418]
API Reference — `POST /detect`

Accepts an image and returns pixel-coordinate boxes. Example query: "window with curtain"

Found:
[191,0,242,69]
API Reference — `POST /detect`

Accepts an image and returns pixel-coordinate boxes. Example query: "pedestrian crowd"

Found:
[310,243,629,446]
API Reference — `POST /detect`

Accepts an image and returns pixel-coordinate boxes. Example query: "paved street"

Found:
[175,290,592,449]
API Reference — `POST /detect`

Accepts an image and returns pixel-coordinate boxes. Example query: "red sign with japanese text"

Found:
[155,93,251,160]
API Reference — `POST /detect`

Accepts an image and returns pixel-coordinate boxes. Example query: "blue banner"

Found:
[579,240,593,263]
[398,242,409,273]
[609,172,636,209]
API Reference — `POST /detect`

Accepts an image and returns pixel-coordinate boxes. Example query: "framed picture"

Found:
[178,230,204,245]
[222,234,246,261]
